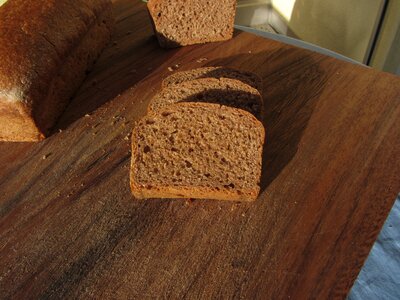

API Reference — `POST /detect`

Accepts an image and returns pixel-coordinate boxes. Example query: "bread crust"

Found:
[130,102,265,202]
[0,0,114,142]
[130,182,259,202]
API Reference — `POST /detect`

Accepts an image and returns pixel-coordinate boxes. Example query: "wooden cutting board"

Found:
[1,0,399,298]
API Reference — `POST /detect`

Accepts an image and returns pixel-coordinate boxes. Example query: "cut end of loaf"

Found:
[130,102,265,202]
[147,0,236,48]
[0,0,114,142]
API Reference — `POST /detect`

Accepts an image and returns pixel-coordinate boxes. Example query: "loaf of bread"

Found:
[0,0,114,142]
[148,78,263,120]
[147,0,236,48]
[162,67,263,92]
[131,102,265,201]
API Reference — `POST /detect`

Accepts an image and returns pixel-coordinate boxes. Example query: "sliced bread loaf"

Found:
[0,0,113,141]
[148,78,263,120]
[162,67,263,92]
[130,102,265,201]
[147,0,236,48]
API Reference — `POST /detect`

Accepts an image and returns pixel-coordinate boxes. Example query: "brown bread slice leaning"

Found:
[148,78,263,120]
[147,0,236,48]
[0,0,113,142]
[162,67,263,93]
[130,102,265,201]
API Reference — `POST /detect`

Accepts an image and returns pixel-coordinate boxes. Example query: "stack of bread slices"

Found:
[130,67,265,202]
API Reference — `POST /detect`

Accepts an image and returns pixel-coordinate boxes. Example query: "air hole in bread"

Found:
[224,183,235,189]
[146,120,155,125]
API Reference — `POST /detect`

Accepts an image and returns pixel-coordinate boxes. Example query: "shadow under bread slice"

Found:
[162,66,263,93]
[131,102,265,201]
[148,78,263,120]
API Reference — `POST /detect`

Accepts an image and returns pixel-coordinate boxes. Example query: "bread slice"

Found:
[148,78,263,120]
[0,0,113,141]
[147,0,236,48]
[131,102,265,201]
[162,67,263,93]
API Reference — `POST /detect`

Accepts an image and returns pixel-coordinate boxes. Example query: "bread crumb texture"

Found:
[131,102,264,201]
[147,0,236,47]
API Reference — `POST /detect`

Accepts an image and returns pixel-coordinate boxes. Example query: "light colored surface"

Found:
[0,0,6,6]
[235,1,271,26]
[270,0,385,63]
[370,0,400,74]
[348,196,400,300]
[235,25,363,65]
[271,0,295,20]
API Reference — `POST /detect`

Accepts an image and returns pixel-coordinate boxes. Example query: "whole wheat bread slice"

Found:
[162,67,263,93]
[148,78,263,120]
[131,102,265,201]
[147,0,236,48]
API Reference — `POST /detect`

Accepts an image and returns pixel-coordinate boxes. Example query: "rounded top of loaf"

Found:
[0,0,110,104]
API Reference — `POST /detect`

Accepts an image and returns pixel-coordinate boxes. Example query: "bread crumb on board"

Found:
[168,64,181,72]
[124,133,131,141]
[184,199,195,206]
[196,57,208,63]
[230,203,240,211]
[42,154,51,160]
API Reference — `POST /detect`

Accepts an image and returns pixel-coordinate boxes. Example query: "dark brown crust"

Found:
[130,102,265,202]
[0,0,114,142]
[147,0,236,48]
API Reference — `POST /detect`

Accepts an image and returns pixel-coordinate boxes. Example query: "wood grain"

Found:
[1,0,400,298]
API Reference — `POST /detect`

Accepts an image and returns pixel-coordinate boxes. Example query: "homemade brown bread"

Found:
[131,102,265,201]
[0,0,113,142]
[162,67,263,92]
[147,0,236,48]
[148,78,263,120]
